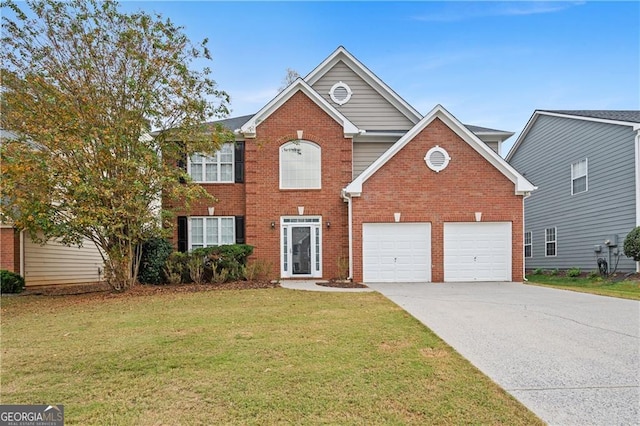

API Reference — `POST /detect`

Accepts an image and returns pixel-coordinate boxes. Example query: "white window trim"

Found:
[187,142,234,183]
[279,140,322,190]
[571,158,588,195]
[188,216,235,250]
[545,227,557,257]
[524,231,532,258]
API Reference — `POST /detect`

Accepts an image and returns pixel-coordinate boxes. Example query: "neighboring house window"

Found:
[189,217,235,249]
[188,143,234,183]
[545,227,557,257]
[571,158,588,195]
[280,141,321,189]
[524,231,532,258]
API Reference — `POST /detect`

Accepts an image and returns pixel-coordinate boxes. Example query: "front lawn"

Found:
[0,287,542,425]
[525,273,640,300]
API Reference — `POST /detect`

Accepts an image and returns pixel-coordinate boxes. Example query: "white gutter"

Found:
[20,229,25,276]
[635,126,640,272]
[341,189,354,280]
[522,192,531,281]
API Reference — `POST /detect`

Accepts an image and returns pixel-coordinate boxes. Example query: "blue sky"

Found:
[107,2,640,153]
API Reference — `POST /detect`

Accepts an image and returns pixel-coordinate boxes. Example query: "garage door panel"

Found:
[363,223,431,282]
[444,222,511,282]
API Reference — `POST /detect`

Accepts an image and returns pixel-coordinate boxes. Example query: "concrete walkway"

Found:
[366,281,640,426]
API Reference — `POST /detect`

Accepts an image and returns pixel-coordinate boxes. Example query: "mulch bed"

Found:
[316,279,368,289]
[17,280,281,298]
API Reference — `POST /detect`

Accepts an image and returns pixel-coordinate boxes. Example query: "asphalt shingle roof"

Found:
[540,110,640,123]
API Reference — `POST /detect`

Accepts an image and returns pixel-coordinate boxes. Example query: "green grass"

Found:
[0,288,542,425]
[526,273,640,300]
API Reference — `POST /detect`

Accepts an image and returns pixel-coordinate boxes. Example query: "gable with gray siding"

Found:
[311,61,416,131]
[509,114,637,273]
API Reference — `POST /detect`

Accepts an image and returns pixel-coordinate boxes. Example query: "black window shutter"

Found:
[177,142,187,184]
[177,216,188,252]
[234,141,245,183]
[235,216,245,244]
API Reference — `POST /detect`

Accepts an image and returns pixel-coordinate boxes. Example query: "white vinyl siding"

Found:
[24,235,104,287]
[311,61,416,131]
[188,143,234,183]
[571,158,588,195]
[524,231,532,258]
[545,227,557,257]
[189,217,234,249]
[280,141,321,189]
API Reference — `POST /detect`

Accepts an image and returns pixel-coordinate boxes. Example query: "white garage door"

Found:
[444,222,512,282]
[363,223,431,282]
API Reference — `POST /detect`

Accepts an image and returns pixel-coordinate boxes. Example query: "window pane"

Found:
[190,164,202,181]
[220,164,233,181]
[546,242,556,256]
[280,141,321,189]
[191,218,203,245]
[220,143,233,163]
[573,176,587,194]
[524,232,531,245]
[206,164,217,181]
[221,218,234,244]
[524,245,532,258]
[205,218,217,246]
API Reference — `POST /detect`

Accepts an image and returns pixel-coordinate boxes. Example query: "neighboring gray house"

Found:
[507,110,640,274]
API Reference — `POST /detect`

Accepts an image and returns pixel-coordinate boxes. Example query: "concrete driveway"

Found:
[367,281,640,426]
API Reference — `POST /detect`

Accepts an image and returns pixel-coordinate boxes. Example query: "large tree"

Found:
[1,0,231,291]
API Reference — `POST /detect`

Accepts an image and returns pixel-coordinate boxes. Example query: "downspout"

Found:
[635,126,640,272]
[341,189,353,280]
[522,192,532,281]
[19,229,25,277]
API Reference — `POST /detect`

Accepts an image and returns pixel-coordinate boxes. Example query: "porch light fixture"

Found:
[326,221,331,228]
[270,221,276,229]
[475,212,482,222]
[296,130,303,140]
[298,206,304,215]
[394,212,401,223]
[207,206,215,216]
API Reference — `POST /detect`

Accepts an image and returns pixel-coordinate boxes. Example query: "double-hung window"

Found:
[280,141,321,189]
[524,231,532,258]
[189,143,234,183]
[545,227,557,257]
[189,217,235,249]
[571,159,588,195]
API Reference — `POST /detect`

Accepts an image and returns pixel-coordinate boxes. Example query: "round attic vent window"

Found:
[329,81,352,105]
[424,146,451,172]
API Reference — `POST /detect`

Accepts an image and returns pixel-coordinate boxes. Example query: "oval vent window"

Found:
[424,146,451,172]
[329,81,352,105]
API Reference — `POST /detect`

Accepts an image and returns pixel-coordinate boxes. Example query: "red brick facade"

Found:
[350,118,524,282]
[0,227,20,273]
[245,92,351,279]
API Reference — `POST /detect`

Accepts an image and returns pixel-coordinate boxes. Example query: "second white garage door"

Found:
[363,223,431,282]
[444,222,512,282]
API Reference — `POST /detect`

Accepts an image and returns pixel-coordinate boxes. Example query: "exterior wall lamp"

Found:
[270,221,276,229]
[326,221,331,228]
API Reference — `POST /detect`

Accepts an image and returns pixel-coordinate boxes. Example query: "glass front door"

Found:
[281,217,322,278]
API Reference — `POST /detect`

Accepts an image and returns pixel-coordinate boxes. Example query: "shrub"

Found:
[566,267,581,278]
[188,255,205,284]
[138,238,173,285]
[193,244,254,282]
[533,268,544,275]
[548,268,559,276]
[1,270,25,294]
[623,226,640,261]
[244,259,273,281]
[163,254,185,285]
[587,270,600,279]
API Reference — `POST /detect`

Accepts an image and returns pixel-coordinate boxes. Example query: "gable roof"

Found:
[344,104,536,196]
[506,109,640,161]
[305,46,422,125]
[240,78,360,138]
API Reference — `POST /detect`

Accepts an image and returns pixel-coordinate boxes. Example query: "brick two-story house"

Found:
[170,47,535,283]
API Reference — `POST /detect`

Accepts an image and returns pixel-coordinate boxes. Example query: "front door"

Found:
[281,217,322,278]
